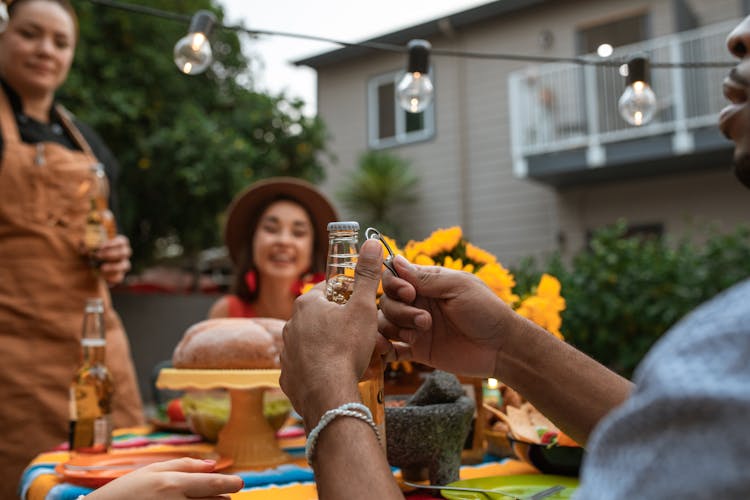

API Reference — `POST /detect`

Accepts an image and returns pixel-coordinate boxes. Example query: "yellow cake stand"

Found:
[156,368,289,468]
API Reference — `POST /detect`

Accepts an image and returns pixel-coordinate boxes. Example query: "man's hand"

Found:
[378,254,517,378]
[280,239,388,429]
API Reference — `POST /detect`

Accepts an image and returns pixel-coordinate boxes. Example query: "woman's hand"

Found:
[84,458,243,500]
[378,255,519,378]
[96,235,132,285]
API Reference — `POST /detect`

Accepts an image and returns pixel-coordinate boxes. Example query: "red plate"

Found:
[55,450,233,488]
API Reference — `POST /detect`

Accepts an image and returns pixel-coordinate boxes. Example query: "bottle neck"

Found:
[81,308,106,365]
[82,337,107,365]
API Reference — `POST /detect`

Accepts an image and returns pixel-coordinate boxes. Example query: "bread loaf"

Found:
[172,318,285,369]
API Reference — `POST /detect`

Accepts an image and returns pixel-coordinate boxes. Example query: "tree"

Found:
[336,151,419,240]
[60,0,331,269]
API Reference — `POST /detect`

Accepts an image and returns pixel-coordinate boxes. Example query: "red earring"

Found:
[244,270,257,293]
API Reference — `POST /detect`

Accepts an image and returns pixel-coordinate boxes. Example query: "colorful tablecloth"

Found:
[20,426,539,500]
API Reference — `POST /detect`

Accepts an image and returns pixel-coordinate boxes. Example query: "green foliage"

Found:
[511,220,750,377]
[60,0,330,269]
[336,151,419,240]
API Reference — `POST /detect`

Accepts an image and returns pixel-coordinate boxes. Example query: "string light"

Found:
[396,40,434,114]
[86,0,735,126]
[618,56,657,126]
[173,10,217,75]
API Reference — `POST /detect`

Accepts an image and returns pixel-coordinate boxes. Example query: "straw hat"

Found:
[223,177,338,269]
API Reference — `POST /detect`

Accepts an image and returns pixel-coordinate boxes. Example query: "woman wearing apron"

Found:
[0,0,143,496]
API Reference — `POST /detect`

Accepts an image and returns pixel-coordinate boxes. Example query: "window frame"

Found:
[367,68,435,149]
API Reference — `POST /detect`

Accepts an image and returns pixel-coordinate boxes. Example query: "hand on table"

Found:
[83,458,243,500]
[378,254,520,379]
[96,235,132,285]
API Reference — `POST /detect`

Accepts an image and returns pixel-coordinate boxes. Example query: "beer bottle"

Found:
[69,298,114,453]
[325,221,386,452]
[83,164,116,265]
[92,163,116,240]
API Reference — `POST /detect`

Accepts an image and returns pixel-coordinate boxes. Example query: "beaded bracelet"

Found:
[304,402,381,465]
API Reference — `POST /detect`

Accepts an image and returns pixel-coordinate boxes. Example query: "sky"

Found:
[218,0,489,115]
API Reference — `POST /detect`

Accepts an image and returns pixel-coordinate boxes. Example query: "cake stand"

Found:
[156,368,289,468]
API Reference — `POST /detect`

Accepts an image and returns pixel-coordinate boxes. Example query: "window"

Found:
[367,69,435,149]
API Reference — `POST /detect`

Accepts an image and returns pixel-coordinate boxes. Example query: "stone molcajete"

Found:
[385,370,475,485]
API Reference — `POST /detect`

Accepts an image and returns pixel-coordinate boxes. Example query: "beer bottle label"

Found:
[73,385,102,419]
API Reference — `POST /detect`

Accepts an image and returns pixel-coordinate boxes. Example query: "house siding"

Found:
[311,0,744,266]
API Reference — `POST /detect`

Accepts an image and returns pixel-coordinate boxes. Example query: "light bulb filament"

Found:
[191,33,206,51]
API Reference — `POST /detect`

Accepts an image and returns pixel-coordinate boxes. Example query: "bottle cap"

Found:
[327,221,359,232]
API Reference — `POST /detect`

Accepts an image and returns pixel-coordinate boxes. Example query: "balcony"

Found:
[508,19,737,187]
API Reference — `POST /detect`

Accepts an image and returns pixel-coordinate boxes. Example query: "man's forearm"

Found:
[312,415,403,499]
[495,316,633,446]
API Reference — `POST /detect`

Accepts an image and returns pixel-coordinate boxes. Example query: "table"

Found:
[20,425,542,500]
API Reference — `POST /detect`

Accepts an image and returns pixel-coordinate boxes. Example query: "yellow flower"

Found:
[403,241,426,262]
[465,243,497,265]
[475,262,519,305]
[413,254,435,266]
[516,274,566,339]
[381,235,403,258]
[443,255,474,273]
[418,226,463,257]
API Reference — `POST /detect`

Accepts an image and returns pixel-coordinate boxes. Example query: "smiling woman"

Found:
[208,176,338,320]
[0,0,143,497]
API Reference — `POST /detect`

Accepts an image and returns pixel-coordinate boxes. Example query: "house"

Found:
[296,0,750,264]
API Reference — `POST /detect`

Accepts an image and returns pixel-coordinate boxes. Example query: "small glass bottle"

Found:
[92,163,117,240]
[83,164,116,266]
[69,298,114,454]
[325,222,386,452]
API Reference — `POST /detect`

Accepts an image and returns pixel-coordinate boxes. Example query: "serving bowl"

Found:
[182,389,291,442]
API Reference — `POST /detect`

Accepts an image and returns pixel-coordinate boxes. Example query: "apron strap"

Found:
[0,86,21,144]
[54,104,96,158]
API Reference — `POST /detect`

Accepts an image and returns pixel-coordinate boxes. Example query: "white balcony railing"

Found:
[508,19,738,177]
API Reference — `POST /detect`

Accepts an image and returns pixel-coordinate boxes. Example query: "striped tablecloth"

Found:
[20,426,539,500]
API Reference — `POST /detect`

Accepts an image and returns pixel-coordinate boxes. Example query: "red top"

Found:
[226,295,257,318]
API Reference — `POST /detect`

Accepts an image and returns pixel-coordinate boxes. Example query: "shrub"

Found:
[512,221,750,377]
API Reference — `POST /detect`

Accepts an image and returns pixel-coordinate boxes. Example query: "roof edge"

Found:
[294,0,548,68]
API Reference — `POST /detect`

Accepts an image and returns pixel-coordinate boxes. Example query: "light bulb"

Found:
[618,56,657,126]
[596,43,613,58]
[396,39,434,113]
[397,71,434,113]
[173,10,217,75]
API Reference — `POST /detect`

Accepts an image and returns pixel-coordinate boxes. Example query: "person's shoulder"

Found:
[664,277,750,346]
[632,277,750,390]
[579,278,750,499]
[208,296,232,319]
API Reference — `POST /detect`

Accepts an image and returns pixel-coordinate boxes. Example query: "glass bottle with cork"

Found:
[69,297,114,454]
[83,163,116,266]
[325,221,386,452]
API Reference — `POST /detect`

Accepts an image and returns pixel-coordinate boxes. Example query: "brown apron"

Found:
[0,88,143,497]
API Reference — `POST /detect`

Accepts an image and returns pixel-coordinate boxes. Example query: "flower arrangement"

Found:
[382,226,566,339]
